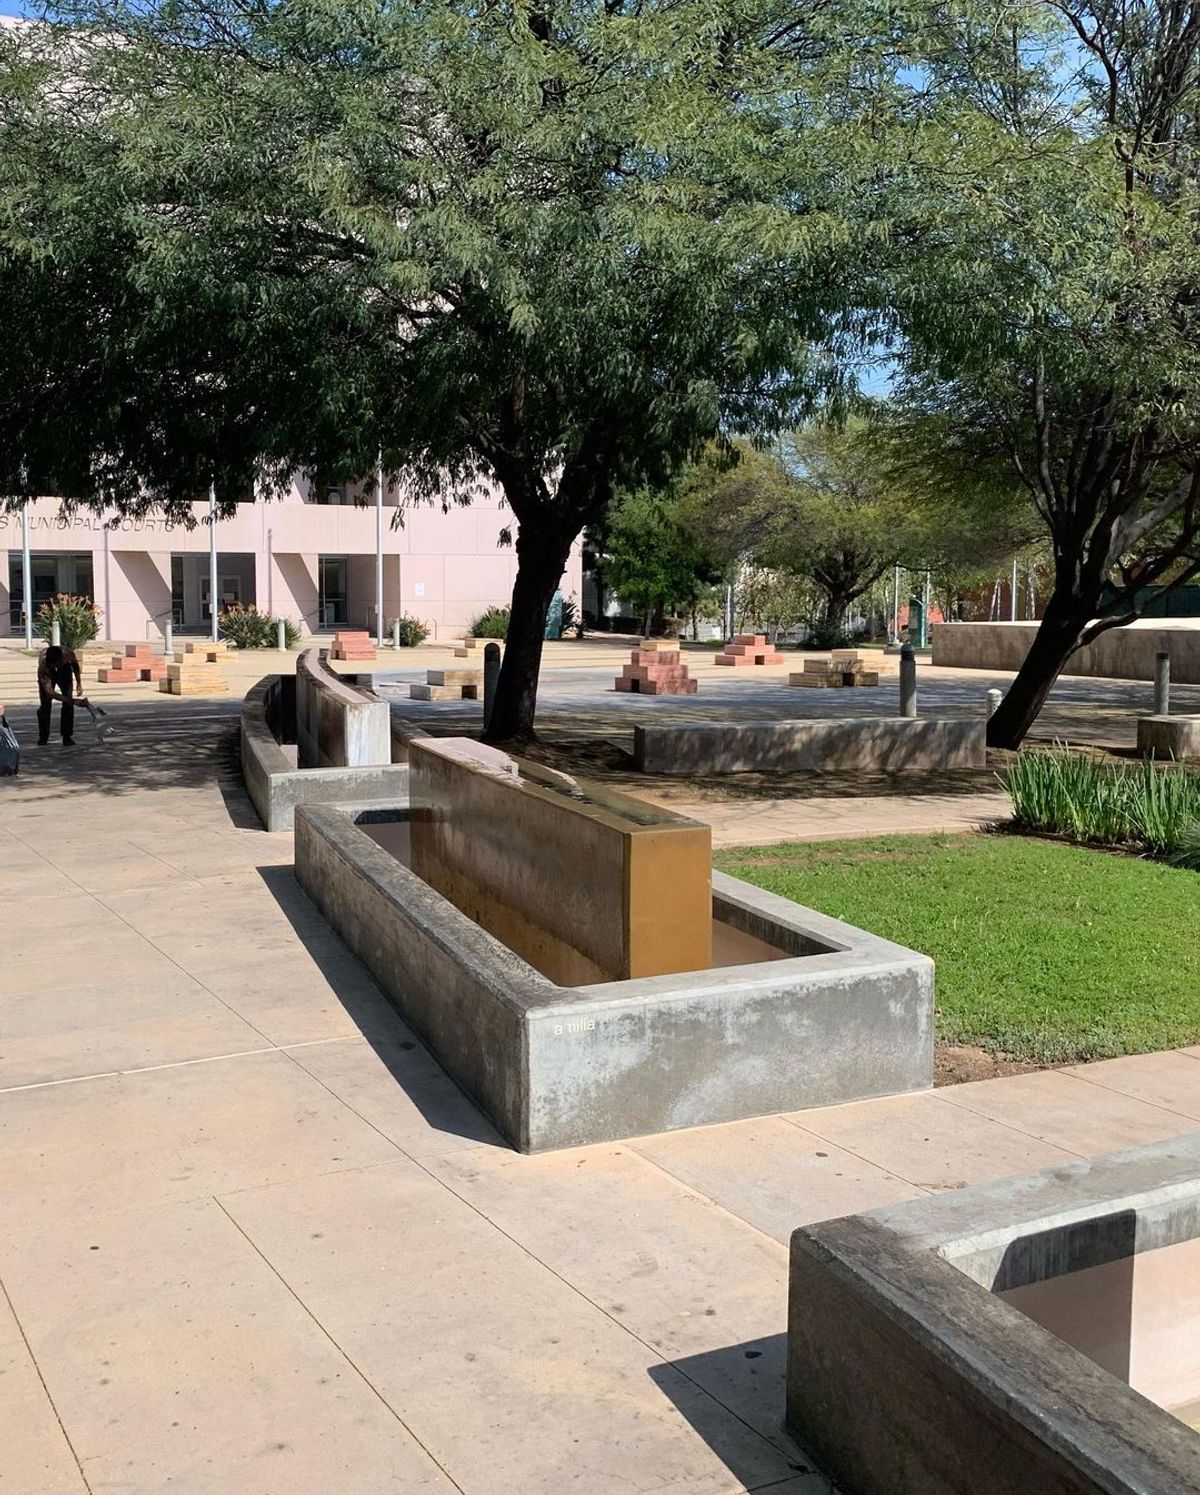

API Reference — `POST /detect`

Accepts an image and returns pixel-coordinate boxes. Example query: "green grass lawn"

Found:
[715,833,1200,1064]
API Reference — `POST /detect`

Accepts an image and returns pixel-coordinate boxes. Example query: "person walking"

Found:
[37,643,83,746]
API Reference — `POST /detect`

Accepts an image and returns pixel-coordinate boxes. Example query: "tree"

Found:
[1,0,911,740]
[597,490,724,635]
[884,0,1200,748]
[678,424,997,640]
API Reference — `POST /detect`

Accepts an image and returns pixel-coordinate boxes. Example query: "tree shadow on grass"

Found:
[253,861,506,1150]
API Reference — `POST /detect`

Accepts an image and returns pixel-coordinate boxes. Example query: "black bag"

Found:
[0,714,19,776]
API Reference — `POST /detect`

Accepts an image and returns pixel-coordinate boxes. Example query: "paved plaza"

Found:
[2,655,1200,1493]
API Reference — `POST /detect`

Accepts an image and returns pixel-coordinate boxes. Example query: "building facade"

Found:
[2,478,582,643]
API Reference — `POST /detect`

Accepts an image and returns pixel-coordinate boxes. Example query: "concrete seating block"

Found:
[789,672,839,687]
[410,682,479,702]
[1137,714,1200,760]
[426,669,484,687]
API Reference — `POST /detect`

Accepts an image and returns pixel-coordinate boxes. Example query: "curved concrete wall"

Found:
[295,647,391,768]
[240,674,409,832]
[933,620,1200,684]
[633,718,986,775]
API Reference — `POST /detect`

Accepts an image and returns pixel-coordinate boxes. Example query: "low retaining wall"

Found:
[787,1135,1200,1495]
[240,676,410,832]
[633,718,986,775]
[295,647,391,768]
[294,803,933,1151]
[933,619,1200,683]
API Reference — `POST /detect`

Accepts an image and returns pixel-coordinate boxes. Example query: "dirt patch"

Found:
[934,1043,1042,1087]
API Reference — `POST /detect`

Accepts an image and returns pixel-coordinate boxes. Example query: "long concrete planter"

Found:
[633,717,986,775]
[787,1135,1200,1495]
[294,803,934,1151]
[240,676,410,831]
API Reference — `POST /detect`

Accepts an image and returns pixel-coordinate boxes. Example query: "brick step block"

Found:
[426,669,483,687]
[159,677,230,695]
[631,649,680,666]
[98,666,139,683]
[637,679,698,695]
[637,638,677,652]
[332,649,377,662]
[621,667,694,685]
[124,643,157,660]
[715,653,761,666]
[732,633,768,647]
[409,682,479,702]
[184,641,232,658]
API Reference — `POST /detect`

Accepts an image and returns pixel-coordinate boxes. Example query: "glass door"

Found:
[318,556,348,627]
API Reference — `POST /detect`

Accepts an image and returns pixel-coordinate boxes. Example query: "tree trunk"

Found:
[986,592,1090,749]
[484,526,575,744]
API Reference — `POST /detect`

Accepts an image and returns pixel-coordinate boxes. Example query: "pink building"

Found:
[2,478,581,642]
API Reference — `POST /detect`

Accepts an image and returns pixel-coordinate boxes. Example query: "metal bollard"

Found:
[50,620,61,647]
[483,642,501,729]
[164,622,173,657]
[276,618,287,652]
[986,688,1002,718]
[899,642,917,718]
[392,617,401,650]
[1154,650,1171,716]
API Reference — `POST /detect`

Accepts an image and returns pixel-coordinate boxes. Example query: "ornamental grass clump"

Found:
[218,604,300,649]
[1003,747,1200,863]
[34,594,101,650]
[467,606,510,640]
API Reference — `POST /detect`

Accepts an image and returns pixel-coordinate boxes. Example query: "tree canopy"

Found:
[1,0,926,736]
[880,0,1200,745]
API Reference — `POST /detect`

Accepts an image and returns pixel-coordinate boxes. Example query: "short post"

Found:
[483,641,501,729]
[50,619,61,647]
[899,642,917,718]
[391,617,401,650]
[276,618,287,653]
[1154,650,1171,716]
[164,621,173,657]
[986,688,1002,718]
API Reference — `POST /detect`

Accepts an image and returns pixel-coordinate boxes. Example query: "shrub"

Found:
[1002,747,1200,863]
[388,614,429,647]
[218,604,300,649]
[467,605,510,639]
[802,619,855,651]
[560,594,580,636]
[34,594,101,650]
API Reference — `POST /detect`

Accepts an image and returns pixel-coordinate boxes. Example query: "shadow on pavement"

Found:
[254,862,505,1150]
[647,1335,833,1492]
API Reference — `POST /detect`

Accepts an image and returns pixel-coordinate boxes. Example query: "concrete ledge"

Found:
[934,619,1200,683]
[1137,714,1200,760]
[633,718,986,775]
[240,676,410,832]
[787,1136,1200,1495]
[296,647,391,768]
[294,802,934,1151]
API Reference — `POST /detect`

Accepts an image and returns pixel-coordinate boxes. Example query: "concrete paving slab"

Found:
[0,975,268,1089]
[630,1117,925,1242]
[195,954,410,1047]
[287,1037,505,1156]
[786,1092,1079,1191]
[936,1067,1200,1155]
[0,1292,88,1494]
[223,1160,811,1495]
[1062,1049,1200,1118]
[428,1142,795,1450]
[0,1050,401,1231]
[0,1198,453,1495]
